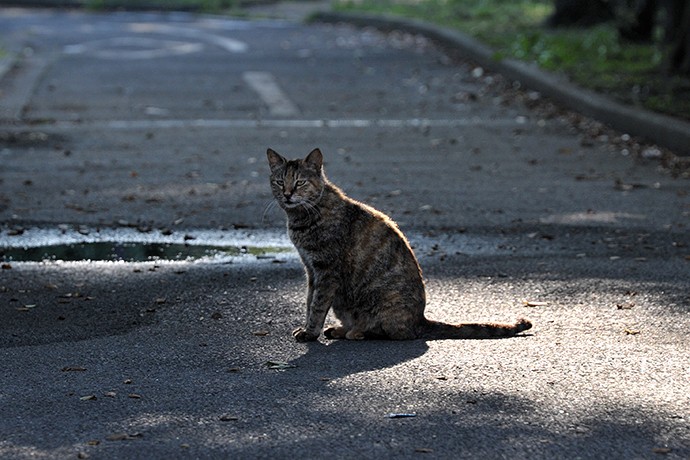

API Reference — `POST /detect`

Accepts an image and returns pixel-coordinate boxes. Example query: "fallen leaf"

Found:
[2,263,12,270]
[127,393,142,399]
[219,415,238,422]
[385,413,417,418]
[103,392,117,398]
[264,361,296,370]
[80,395,97,401]
[154,298,166,305]
[86,440,100,446]
[652,447,672,454]
[415,448,433,453]
[523,300,548,307]
[61,366,87,372]
[253,330,269,337]
[105,432,143,442]
[624,328,640,335]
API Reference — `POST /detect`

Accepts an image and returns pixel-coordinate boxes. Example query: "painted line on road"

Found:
[42,117,535,131]
[129,23,248,53]
[242,71,300,117]
[64,37,204,60]
[0,53,53,121]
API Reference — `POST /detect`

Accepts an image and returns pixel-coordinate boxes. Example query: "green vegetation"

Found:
[335,0,690,120]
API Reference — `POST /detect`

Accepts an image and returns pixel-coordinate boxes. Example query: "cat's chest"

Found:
[288,222,343,260]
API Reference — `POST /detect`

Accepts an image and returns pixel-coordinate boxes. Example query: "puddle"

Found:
[0,242,290,263]
[0,227,296,263]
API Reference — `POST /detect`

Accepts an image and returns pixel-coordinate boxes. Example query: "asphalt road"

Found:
[1,7,689,459]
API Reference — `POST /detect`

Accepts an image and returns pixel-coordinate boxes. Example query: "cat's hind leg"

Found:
[380,315,419,340]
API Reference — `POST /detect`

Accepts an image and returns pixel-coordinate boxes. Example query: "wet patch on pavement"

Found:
[0,226,516,264]
[0,227,296,264]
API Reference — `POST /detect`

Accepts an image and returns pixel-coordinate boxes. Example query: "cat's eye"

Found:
[274,180,284,186]
[295,180,307,187]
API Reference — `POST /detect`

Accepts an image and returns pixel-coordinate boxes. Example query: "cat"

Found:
[267,147,532,342]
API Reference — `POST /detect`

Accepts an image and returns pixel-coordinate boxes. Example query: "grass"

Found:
[335,0,690,121]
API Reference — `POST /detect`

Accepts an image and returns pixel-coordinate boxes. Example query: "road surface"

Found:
[0,7,688,459]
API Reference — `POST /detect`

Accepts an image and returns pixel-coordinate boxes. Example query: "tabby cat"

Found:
[267,148,532,342]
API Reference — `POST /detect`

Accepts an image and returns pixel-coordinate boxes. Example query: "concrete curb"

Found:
[312,11,690,157]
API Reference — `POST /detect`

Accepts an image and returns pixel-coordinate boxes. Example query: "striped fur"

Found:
[267,148,532,341]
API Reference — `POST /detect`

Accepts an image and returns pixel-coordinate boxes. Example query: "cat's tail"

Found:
[419,317,532,340]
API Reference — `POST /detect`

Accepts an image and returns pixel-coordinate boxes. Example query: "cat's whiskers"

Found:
[261,199,278,224]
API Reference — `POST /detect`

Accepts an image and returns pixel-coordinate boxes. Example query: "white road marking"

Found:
[129,23,248,53]
[64,37,203,60]
[0,53,52,121]
[44,117,536,130]
[63,23,248,59]
[242,71,300,117]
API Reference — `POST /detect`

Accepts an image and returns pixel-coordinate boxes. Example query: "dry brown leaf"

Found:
[523,300,548,307]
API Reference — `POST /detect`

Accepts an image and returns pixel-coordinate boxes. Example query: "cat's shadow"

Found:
[288,338,429,379]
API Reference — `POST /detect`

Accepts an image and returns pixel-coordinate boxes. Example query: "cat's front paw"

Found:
[292,327,319,342]
[324,325,347,339]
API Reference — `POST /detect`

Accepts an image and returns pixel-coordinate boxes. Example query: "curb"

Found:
[312,11,690,157]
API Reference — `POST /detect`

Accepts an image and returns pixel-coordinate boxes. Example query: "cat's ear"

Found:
[304,148,323,171]
[267,148,286,171]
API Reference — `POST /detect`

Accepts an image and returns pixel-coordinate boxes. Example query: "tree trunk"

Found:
[547,0,615,27]
[668,2,690,74]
